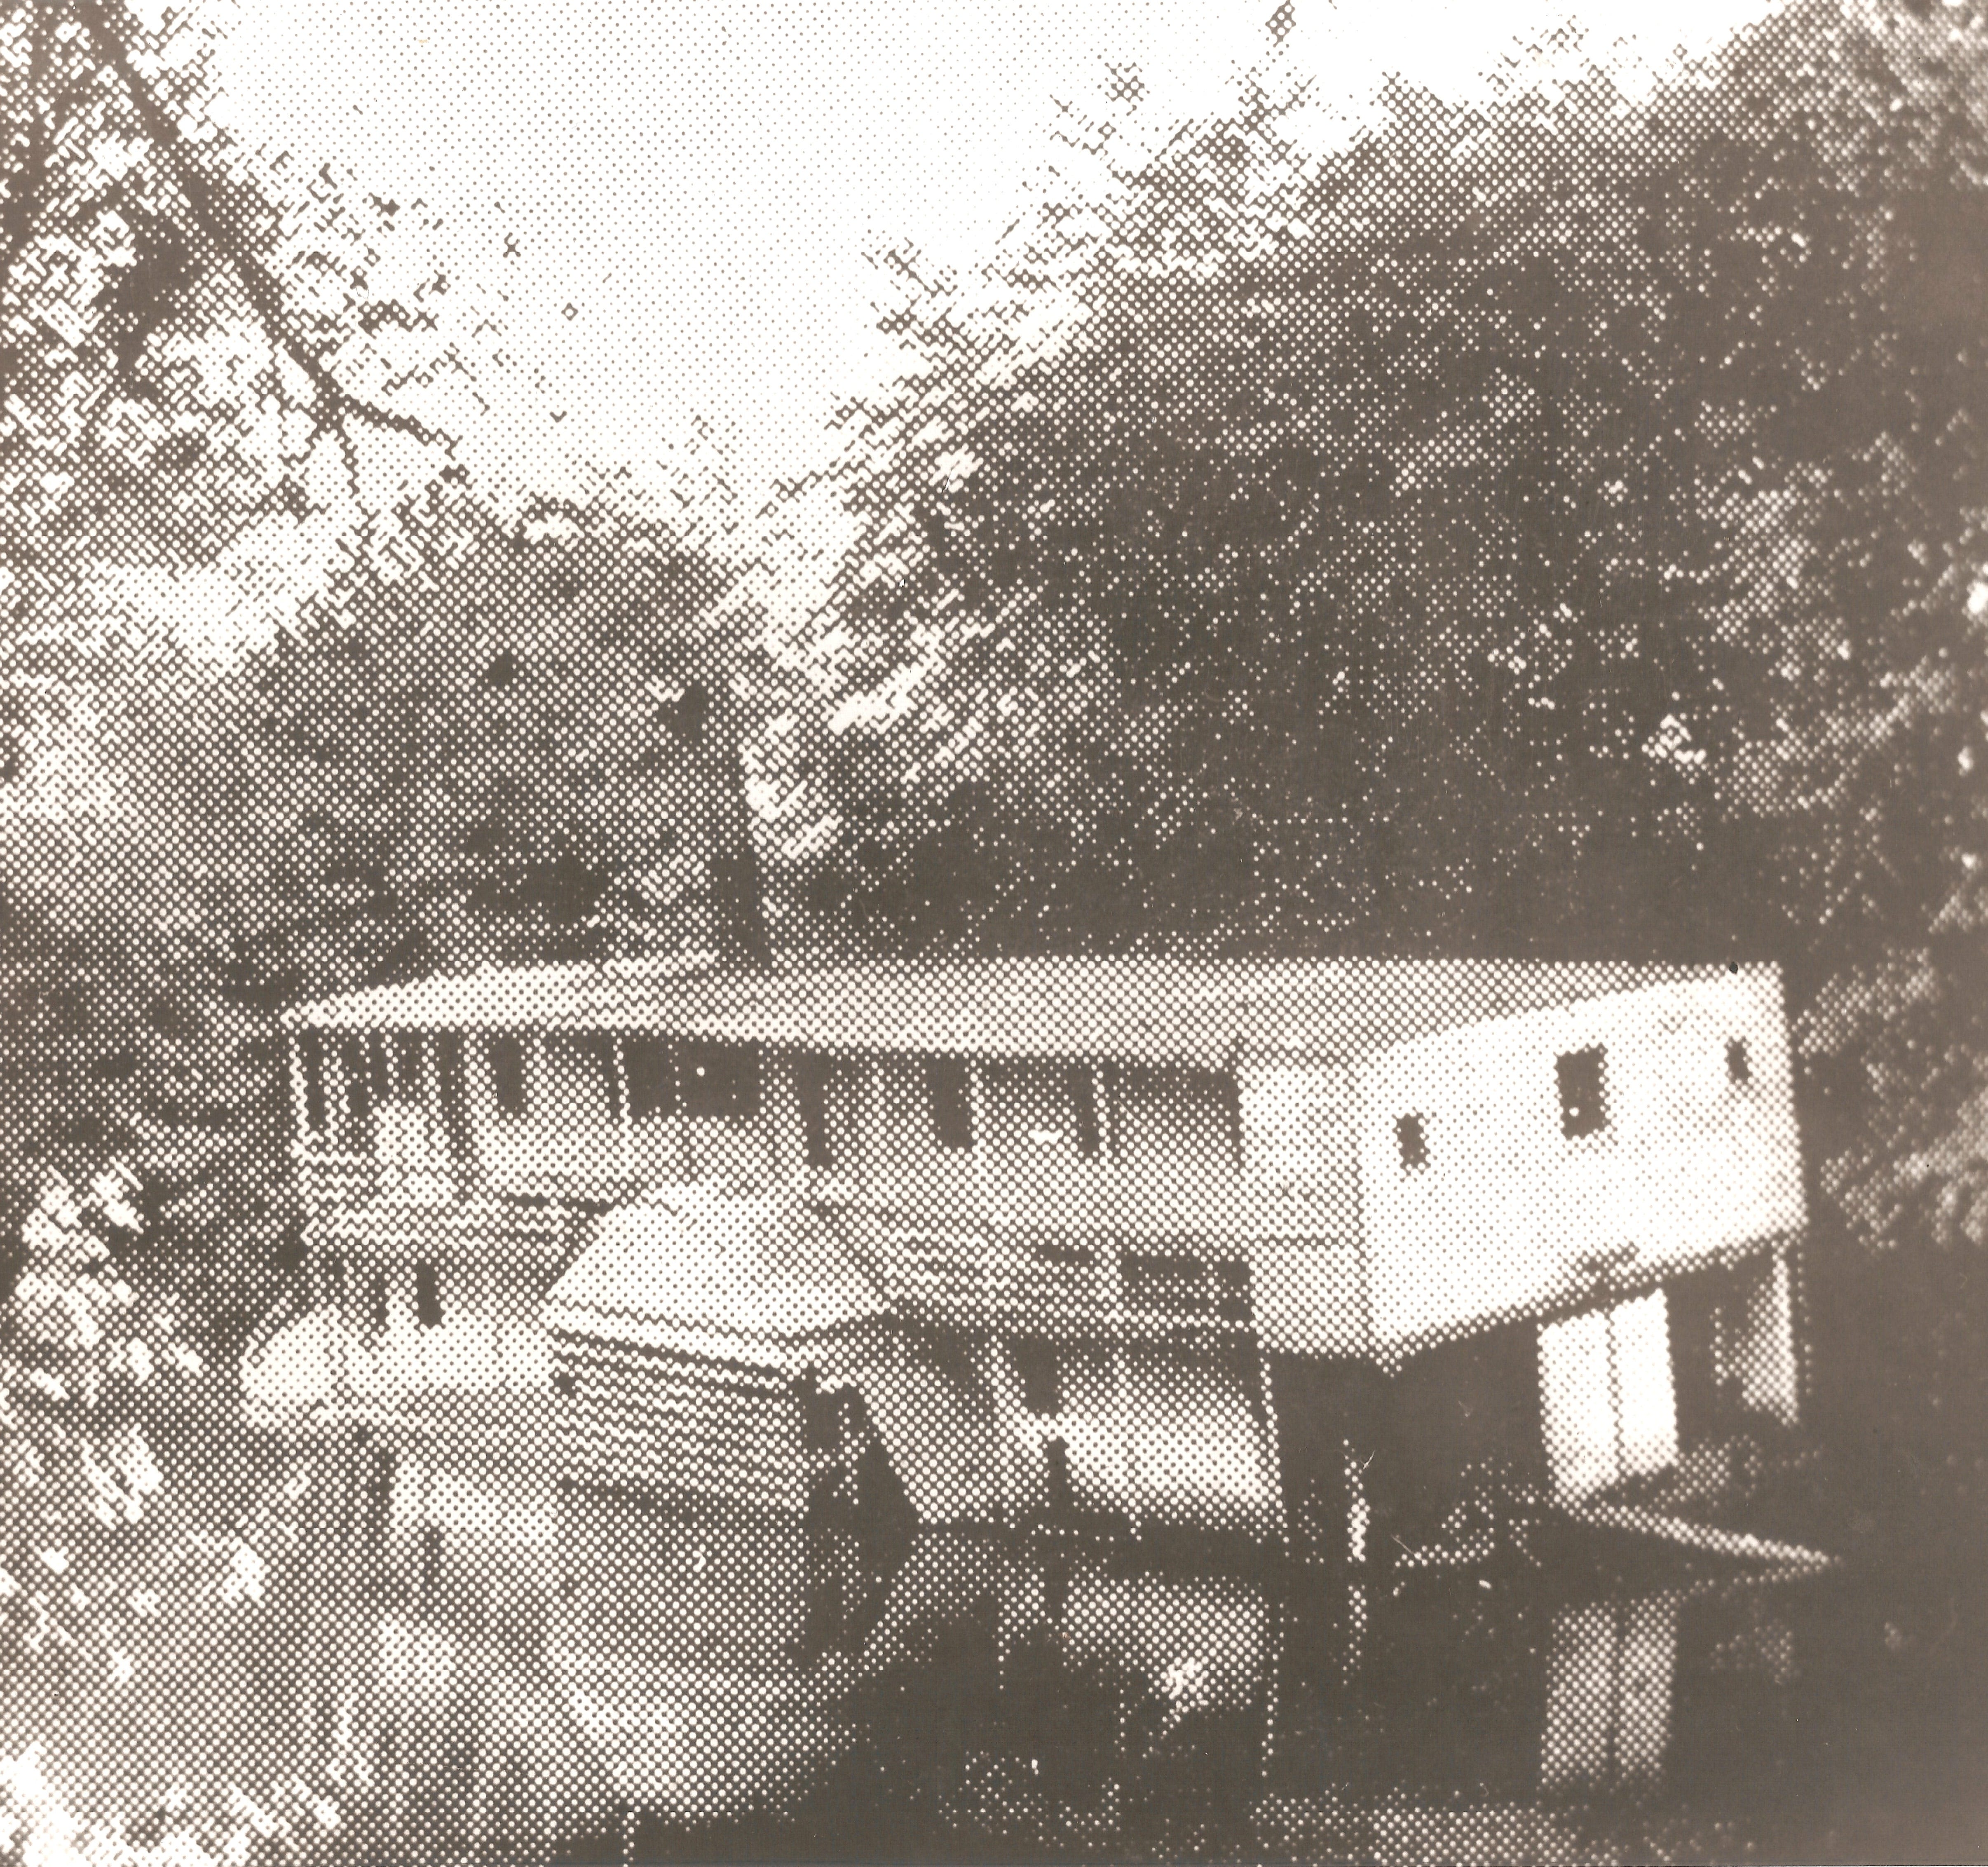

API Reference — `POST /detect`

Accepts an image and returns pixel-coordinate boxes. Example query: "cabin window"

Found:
[1726,1037,1751,1086]
[1070,1063,1104,1158]
[1123,1251,1252,1321]
[1013,1338,1061,1415]
[488,1034,530,1119]
[794,1053,837,1170]
[414,1260,443,1330]
[1214,1258,1252,1324]
[391,1030,424,1099]
[1397,1113,1429,1170]
[1125,1252,1205,1314]
[1557,1046,1608,1138]
[574,1033,624,1123]
[928,1057,975,1152]
[434,1032,474,1161]
[624,1035,678,1122]
[682,1040,760,1122]
[298,1032,330,1136]
[367,1269,389,1337]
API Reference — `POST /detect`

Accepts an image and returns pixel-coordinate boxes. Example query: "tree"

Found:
[808,0,1988,997]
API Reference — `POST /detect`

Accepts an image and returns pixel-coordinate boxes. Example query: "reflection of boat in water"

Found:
[287,1423,1817,1862]
[291,1419,909,1853]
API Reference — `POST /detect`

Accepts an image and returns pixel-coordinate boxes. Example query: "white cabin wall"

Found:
[1233,1060,1368,1359]
[452,1030,786,1194]
[851,1055,1321,1246]
[1357,968,1807,1357]
[462,1034,617,1188]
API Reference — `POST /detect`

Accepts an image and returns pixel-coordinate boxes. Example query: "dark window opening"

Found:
[682,1040,760,1121]
[1557,1046,1608,1138]
[1126,1252,1209,1315]
[488,1034,530,1118]
[298,1032,330,1135]
[795,1053,837,1170]
[577,1033,623,1123]
[1044,1436,1074,1517]
[1726,1037,1751,1086]
[1070,1063,1103,1158]
[1397,1112,1428,1170]
[624,1034,678,1122]
[1214,1258,1253,1324]
[1189,1067,1244,1169]
[392,1030,424,1099]
[1014,1338,1061,1415]
[552,1367,576,1399]
[339,1033,381,1137]
[928,1056,974,1152]
[434,1033,474,1161]
[414,1260,443,1330]
[368,1269,389,1336]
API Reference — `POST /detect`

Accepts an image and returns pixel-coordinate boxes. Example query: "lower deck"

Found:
[246,1180,1803,1565]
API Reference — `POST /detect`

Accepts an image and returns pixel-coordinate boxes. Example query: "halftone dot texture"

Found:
[3,0,1987,1861]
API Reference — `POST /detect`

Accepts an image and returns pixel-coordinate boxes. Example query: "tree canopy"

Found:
[802,0,1988,998]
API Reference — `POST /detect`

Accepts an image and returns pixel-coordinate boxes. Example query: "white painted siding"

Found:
[1358,968,1805,1357]
[978,1333,1278,1536]
[464,1035,616,1189]
[1538,1289,1679,1501]
[1233,1058,1367,1358]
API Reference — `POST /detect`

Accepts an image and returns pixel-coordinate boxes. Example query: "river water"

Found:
[237,1424,1988,1865]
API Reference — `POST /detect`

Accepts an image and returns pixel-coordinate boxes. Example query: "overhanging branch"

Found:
[74,0,456,459]
[0,0,57,340]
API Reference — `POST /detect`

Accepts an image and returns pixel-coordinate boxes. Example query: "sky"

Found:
[204,0,1784,525]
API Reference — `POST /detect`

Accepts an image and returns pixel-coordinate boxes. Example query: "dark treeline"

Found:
[818,2,1985,971]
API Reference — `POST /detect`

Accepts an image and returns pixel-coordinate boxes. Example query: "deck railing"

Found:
[293,1143,646,1215]
[863,1218,1254,1337]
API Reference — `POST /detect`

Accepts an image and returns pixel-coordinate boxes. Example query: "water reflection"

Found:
[287,1427,1817,1863]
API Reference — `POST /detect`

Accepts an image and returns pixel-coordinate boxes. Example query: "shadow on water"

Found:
[274,1427,1988,1865]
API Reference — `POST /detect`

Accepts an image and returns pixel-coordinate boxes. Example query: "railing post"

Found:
[613,1034,633,1181]
[675,1039,695,1182]
[419,1032,447,1179]
[328,1036,353,1150]
[968,1060,992,1218]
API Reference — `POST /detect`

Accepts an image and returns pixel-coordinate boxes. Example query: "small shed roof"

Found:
[542,1192,886,1360]
[288,955,1756,1070]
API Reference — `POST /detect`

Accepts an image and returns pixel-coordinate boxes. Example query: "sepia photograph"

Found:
[0,0,1984,1859]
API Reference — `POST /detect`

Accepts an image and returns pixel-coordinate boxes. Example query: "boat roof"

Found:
[542,1191,887,1359]
[286,954,1760,1069]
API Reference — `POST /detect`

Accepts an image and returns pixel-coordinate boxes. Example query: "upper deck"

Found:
[279,956,1801,1354]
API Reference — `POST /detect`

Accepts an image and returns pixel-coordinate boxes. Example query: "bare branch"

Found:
[73,0,456,459]
[1,0,56,307]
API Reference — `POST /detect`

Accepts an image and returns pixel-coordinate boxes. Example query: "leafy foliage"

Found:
[809,1,1988,995]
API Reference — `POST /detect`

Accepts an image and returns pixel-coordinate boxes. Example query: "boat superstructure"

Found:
[250,955,1807,1561]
